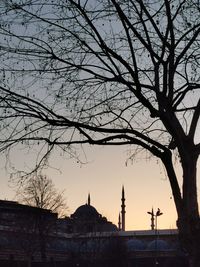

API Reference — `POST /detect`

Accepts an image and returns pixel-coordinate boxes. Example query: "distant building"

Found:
[0,189,189,267]
[0,200,61,265]
[58,186,126,234]
[58,193,118,234]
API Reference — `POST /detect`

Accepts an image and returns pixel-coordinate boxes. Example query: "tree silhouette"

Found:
[0,1,200,266]
[16,174,68,217]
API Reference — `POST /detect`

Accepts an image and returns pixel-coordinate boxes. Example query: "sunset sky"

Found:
[0,1,200,234]
[0,144,191,231]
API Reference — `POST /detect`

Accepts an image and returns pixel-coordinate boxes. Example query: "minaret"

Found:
[121,186,126,231]
[150,208,155,230]
[118,212,121,230]
[87,193,91,206]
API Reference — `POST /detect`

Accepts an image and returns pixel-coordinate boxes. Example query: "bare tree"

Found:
[16,175,66,262]
[17,175,68,217]
[0,1,200,266]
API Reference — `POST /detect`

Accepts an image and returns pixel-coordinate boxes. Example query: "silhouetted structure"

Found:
[0,190,189,267]
[59,194,118,233]
[121,186,126,231]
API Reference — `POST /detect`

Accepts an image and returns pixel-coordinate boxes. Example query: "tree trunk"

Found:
[177,154,200,267]
[163,148,200,267]
[178,220,200,267]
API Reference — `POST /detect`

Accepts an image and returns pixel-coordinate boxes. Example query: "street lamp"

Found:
[147,208,163,266]
[155,208,163,234]
[147,208,163,231]
[147,208,155,230]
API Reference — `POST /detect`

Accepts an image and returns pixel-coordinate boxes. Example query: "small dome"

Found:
[71,204,100,220]
[147,239,170,251]
[126,239,145,251]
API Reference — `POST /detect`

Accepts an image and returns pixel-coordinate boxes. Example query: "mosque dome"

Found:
[71,204,100,220]
[68,193,118,233]
[147,239,170,251]
[126,239,145,251]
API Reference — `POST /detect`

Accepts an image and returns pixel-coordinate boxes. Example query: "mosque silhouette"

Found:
[59,186,125,234]
[0,187,188,266]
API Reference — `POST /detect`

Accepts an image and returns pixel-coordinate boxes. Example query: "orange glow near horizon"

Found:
[0,145,185,231]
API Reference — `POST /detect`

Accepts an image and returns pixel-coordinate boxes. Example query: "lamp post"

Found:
[147,208,163,266]
[155,208,163,235]
[147,208,163,231]
[147,208,155,230]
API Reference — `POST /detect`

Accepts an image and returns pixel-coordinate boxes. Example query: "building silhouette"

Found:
[0,187,189,267]
[59,193,118,233]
